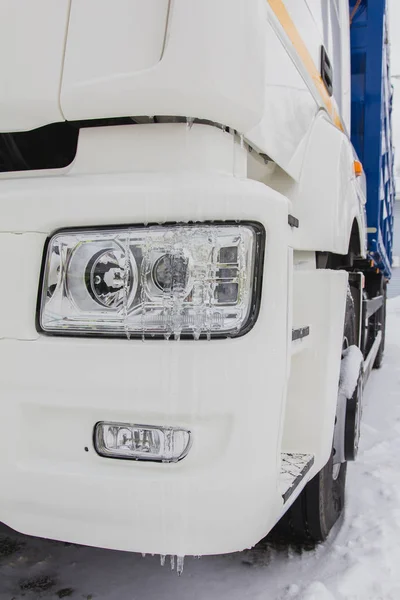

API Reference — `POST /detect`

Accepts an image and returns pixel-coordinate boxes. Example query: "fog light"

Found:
[94,422,192,462]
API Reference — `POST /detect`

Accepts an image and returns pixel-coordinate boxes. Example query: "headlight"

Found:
[38,223,264,339]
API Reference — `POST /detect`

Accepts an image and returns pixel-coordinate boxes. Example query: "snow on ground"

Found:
[2,298,400,600]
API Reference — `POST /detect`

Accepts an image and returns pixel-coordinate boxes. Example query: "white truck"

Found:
[0,0,394,562]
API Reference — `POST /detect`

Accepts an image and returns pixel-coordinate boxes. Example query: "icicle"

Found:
[162,427,175,463]
[122,236,131,340]
[160,554,166,567]
[170,555,175,571]
[170,245,186,341]
[186,117,194,131]
[240,133,244,149]
[177,556,185,576]
[162,232,174,341]
[140,242,152,341]
[142,553,146,558]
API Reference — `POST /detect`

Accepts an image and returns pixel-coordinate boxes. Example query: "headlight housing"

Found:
[38,222,264,339]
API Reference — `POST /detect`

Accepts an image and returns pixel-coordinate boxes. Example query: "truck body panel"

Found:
[0,0,70,132]
[0,136,289,554]
[0,1,350,179]
[62,0,170,98]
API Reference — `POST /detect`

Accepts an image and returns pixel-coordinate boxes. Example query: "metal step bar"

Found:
[363,330,382,386]
[364,295,383,320]
[280,453,314,503]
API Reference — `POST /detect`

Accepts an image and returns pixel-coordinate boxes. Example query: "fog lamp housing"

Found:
[94,422,192,462]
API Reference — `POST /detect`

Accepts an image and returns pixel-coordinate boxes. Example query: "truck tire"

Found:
[274,289,355,544]
[373,279,387,369]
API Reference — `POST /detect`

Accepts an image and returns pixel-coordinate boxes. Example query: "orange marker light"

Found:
[354,160,363,177]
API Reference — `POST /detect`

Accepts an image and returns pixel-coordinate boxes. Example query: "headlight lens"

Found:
[39,223,264,339]
[85,248,133,308]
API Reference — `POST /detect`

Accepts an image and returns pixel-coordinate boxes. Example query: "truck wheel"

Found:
[373,279,387,369]
[274,289,355,544]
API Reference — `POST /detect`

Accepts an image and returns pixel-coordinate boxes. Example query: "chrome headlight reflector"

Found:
[38,223,264,339]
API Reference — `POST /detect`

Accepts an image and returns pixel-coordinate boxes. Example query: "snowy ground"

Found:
[2,298,400,600]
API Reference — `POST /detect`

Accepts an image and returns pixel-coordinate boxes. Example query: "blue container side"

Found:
[350,0,395,278]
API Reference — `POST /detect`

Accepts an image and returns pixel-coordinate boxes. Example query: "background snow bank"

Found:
[2,298,400,599]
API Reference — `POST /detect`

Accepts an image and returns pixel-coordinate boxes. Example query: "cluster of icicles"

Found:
[141,553,201,576]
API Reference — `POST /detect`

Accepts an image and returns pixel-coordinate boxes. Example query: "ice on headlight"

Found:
[39,224,262,339]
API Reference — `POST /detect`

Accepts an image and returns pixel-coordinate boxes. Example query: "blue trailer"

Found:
[350,0,395,279]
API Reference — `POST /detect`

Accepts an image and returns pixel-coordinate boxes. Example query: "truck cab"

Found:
[0,0,393,558]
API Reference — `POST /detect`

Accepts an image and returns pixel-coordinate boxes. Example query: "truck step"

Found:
[280,453,314,503]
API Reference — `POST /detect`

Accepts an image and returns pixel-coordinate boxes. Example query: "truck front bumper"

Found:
[0,172,291,555]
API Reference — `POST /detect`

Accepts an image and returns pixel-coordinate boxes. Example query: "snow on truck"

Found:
[0,0,394,565]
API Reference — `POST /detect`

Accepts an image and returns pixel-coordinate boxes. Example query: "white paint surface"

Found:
[0,0,70,132]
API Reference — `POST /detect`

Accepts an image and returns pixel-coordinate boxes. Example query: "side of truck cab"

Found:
[0,0,394,557]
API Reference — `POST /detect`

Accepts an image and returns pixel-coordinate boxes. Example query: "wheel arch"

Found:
[274,113,367,257]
